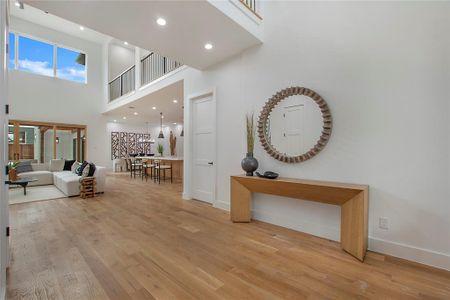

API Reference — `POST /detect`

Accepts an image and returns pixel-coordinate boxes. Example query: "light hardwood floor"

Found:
[7,173,450,299]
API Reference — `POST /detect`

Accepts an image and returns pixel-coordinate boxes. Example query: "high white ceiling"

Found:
[10,2,110,44]
[22,0,262,70]
[104,80,184,125]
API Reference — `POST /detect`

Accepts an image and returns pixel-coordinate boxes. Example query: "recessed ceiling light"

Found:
[124,41,128,45]
[134,112,138,115]
[113,120,117,122]
[173,99,178,103]
[173,122,177,125]
[152,106,156,110]
[79,26,84,31]
[14,2,20,7]
[204,43,213,50]
[156,18,167,26]
[122,116,127,120]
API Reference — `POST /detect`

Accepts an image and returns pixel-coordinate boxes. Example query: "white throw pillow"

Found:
[71,161,81,173]
[81,164,90,177]
[49,159,65,172]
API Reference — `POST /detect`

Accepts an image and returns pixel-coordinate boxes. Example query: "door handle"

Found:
[208,161,213,165]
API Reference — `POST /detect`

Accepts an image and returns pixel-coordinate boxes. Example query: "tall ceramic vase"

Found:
[241,152,258,176]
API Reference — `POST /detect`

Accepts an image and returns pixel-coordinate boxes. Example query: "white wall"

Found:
[182,2,450,269]
[8,16,110,168]
[108,43,135,81]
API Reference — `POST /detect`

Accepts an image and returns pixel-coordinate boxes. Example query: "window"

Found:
[57,47,86,83]
[8,33,15,69]
[18,35,54,77]
[8,32,87,83]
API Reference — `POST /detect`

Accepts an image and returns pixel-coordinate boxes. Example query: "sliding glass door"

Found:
[55,127,86,161]
[9,122,54,163]
[8,120,86,163]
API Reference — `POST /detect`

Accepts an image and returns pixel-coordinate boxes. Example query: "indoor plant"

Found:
[8,161,20,181]
[241,113,258,176]
[157,143,164,157]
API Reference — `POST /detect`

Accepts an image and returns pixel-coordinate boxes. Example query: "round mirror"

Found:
[258,87,332,163]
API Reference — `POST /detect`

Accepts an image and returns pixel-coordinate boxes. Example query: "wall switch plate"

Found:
[379,217,389,230]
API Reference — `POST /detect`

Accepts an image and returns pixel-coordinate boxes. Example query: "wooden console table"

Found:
[230,175,369,261]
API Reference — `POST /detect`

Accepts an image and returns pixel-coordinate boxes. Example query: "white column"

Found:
[135,46,141,90]
[102,38,112,107]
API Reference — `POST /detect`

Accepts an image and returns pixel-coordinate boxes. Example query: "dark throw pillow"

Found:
[16,160,33,174]
[64,160,76,171]
[88,163,96,177]
[76,161,89,176]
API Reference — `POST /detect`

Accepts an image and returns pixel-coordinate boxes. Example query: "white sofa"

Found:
[52,168,106,196]
[20,163,53,186]
[18,161,106,197]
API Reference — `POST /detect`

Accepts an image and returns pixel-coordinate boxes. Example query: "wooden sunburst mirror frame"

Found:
[257,87,332,163]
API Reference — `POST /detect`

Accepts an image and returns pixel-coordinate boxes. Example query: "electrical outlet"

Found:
[379,217,389,230]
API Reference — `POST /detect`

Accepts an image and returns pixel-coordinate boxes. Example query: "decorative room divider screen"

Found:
[111,132,153,159]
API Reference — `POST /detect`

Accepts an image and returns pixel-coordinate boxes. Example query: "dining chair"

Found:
[141,159,154,181]
[154,160,173,184]
[131,158,143,178]
[126,158,133,178]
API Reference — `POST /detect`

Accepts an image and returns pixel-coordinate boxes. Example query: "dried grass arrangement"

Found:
[169,131,176,156]
[246,113,255,154]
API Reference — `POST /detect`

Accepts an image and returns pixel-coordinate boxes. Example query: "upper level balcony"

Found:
[24,0,264,70]
[108,48,183,102]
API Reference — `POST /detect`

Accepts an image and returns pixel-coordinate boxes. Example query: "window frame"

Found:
[55,45,88,84]
[9,30,88,84]
[16,32,55,77]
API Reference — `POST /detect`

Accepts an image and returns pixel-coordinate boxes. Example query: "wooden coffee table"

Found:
[7,177,38,195]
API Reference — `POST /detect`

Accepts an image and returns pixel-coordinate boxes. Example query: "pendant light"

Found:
[158,112,164,138]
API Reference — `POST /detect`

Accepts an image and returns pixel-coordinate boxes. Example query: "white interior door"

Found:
[283,104,304,155]
[191,93,215,204]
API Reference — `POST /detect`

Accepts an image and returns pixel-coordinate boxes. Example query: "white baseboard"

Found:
[182,193,192,200]
[209,200,450,271]
[368,237,450,271]
[213,200,230,211]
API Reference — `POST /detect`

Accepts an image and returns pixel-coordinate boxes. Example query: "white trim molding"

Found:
[182,192,192,200]
[183,87,217,205]
[213,200,230,211]
[369,237,450,271]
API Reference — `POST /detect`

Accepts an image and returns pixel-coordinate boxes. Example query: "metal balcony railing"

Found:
[141,52,183,86]
[109,65,135,102]
[108,52,182,102]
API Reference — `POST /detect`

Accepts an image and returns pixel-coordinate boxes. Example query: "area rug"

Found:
[9,185,67,205]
